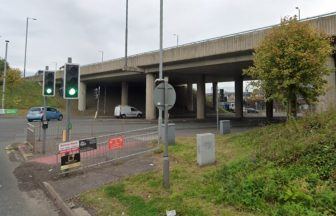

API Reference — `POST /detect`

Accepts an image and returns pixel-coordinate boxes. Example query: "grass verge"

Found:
[80,111,336,216]
[0,80,64,114]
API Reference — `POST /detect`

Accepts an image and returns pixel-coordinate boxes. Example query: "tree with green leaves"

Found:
[244,17,333,118]
[0,58,10,77]
[6,68,22,93]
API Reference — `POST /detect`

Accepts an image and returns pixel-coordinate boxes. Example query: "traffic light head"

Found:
[93,87,100,99]
[43,71,55,97]
[64,63,80,99]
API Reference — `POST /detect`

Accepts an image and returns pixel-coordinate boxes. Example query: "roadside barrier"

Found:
[56,126,159,173]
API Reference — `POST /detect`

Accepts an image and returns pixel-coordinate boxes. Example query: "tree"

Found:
[244,17,333,118]
[0,58,10,77]
[6,68,22,92]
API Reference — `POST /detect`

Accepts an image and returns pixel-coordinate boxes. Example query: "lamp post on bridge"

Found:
[295,6,301,20]
[173,34,179,47]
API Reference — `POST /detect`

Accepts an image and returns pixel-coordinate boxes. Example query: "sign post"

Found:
[153,78,176,189]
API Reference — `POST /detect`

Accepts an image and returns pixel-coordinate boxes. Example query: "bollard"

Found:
[219,120,231,134]
[197,133,215,166]
[62,130,67,142]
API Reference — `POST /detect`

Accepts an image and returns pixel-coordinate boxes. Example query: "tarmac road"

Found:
[0,117,59,216]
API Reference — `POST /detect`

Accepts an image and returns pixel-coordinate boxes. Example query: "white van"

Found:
[114,105,143,118]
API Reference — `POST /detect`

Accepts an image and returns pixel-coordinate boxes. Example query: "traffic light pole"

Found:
[66,57,72,141]
[42,66,49,154]
[216,87,219,133]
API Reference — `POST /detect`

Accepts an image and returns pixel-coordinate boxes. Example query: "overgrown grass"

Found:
[80,111,336,215]
[80,136,255,216]
[0,80,63,112]
[208,111,336,215]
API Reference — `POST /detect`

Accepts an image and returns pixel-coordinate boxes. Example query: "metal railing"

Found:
[26,121,63,154]
[57,126,159,170]
[26,123,36,150]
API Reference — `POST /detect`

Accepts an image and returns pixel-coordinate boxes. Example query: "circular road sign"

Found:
[153,83,176,110]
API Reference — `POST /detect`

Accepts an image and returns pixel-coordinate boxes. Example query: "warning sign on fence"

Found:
[79,137,97,152]
[58,140,81,171]
[108,136,124,150]
[59,140,79,154]
[60,150,81,171]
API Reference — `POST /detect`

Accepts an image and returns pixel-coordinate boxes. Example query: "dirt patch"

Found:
[13,161,59,192]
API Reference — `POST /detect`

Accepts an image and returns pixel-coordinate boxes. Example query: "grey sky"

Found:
[0,0,335,89]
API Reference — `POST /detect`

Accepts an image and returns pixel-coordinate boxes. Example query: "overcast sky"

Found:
[0,0,335,89]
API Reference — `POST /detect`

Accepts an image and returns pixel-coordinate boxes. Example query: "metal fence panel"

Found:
[58,126,159,171]
[26,123,36,149]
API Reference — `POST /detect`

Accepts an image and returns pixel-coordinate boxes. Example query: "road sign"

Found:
[79,137,97,152]
[0,109,17,114]
[59,140,79,154]
[153,83,176,110]
[108,136,124,150]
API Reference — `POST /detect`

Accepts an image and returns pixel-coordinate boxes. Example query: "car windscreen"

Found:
[29,107,41,112]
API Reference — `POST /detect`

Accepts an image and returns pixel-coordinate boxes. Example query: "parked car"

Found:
[114,105,142,118]
[26,107,63,122]
[246,107,259,113]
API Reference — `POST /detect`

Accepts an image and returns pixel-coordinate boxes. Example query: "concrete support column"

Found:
[235,76,243,118]
[197,75,205,120]
[187,82,194,112]
[78,82,87,111]
[316,56,336,112]
[146,73,155,120]
[212,82,218,109]
[121,81,128,106]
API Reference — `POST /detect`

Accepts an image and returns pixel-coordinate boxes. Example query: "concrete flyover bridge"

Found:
[63,11,336,120]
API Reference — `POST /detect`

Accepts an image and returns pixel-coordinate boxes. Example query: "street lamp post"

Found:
[23,17,37,78]
[125,0,128,68]
[1,40,9,110]
[98,50,106,114]
[173,34,179,47]
[52,62,58,72]
[98,50,104,63]
[295,7,301,20]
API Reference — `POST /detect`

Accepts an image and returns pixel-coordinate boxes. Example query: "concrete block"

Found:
[197,133,215,166]
[161,123,175,145]
[219,120,231,134]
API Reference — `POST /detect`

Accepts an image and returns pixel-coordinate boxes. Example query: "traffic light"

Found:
[64,63,80,99]
[93,87,100,99]
[219,89,224,102]
[43,71,55,96]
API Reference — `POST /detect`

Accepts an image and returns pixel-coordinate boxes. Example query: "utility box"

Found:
[197,133,215,166]
[161,123,175,145]
[220,120,231,134]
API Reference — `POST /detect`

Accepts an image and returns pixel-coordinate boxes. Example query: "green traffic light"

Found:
[68,88,76,96]
[46,88,52,94]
